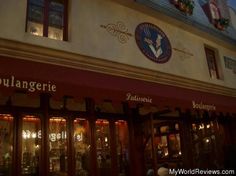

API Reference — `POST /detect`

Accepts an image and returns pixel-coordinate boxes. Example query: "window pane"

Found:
[115,120,129,176]
[27,21,43,36]
[22,115,41,176]
[74,118,90,176]
[95,119,111,176]
[49,7,63,28]
[168,134,181,158]
[175,123,179,131]
[160,126,169,133]
[154,136,168,158]
[203,137,212,152]
[29,0,44,6]
[0,114,13,176]
[27,0,44,36]
[48,0,64,40]
[49,117,67,176]
[48,26,63,40]
[28,4,44,23]
[205,47,219,79]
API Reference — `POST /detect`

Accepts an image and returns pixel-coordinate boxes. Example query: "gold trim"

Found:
[100,21,133,44]
[0,38,236,97]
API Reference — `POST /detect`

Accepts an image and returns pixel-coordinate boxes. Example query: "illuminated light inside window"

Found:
[27,0,66,40]
[49,116,68,174]
[0,114,14,121]
[48,26,63,40]
[199,124,204,130]
[50,117,66,122]
[96,119,109,124]
[28,22,43,36]
[22,115,41,175]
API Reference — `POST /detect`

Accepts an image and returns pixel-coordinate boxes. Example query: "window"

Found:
[115,120,129,176]
[74,118,90,176]
[209,0,230,21]
[154,123,182,159]
[208,0,230,30]
[0,114,14,176]
[191,120,218,168]
[95,119,111,176]
[26,0,68,40]
[49,117,68,176]
[205,47,220,79]
[209,0,221,22]
[21,115,41,176]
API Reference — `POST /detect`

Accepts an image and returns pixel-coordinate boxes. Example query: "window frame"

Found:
[191,118,219,168]
[21,115,42,176]
[204,47,220,79]
[48,116,68,175]
[26,0,68,41]
[154,122,182,160]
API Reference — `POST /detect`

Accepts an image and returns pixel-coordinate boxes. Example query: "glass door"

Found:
[144,120,182,173]
[191,121,218,168]
[154,123,182,160]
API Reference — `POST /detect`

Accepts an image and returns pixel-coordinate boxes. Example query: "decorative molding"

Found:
[100,21,132,44]
[0,38,236,98]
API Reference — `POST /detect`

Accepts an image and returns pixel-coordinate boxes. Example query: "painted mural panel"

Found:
[228,0,236,30]
[137,0,236,41]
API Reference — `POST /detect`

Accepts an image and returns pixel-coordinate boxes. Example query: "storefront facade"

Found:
[0,56,236,176]
[0,0,236,176]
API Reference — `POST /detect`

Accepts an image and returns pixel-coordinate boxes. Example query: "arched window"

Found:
[209,0,220,20]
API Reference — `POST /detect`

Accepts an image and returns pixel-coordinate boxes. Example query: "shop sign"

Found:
[135,22,172,63]
[0,75,56,93]
[192,101,216,111]
[126,93,152,103]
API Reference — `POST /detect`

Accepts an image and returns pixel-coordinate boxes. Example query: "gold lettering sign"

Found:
[192,101,216,111]
[0,75,57,93]
[126,93,152,103]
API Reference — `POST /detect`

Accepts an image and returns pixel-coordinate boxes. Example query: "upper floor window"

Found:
[209,0,220,20]
[208,0,230,30]
[204,47,220,79]
[26,0,68,41]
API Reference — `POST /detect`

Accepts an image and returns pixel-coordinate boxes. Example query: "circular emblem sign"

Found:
[135,23,172,63]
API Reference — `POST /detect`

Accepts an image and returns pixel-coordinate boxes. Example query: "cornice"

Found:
[0,38,236,98]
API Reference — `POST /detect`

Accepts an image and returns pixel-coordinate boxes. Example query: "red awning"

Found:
[0,56,236,113]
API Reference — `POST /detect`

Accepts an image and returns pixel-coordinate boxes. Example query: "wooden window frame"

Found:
[154,121,182,161]
[26,0,68,41]
[204,47,220,79]
[0,95,131,176]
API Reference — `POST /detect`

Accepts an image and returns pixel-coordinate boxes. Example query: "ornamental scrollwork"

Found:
[100,21,132,44]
